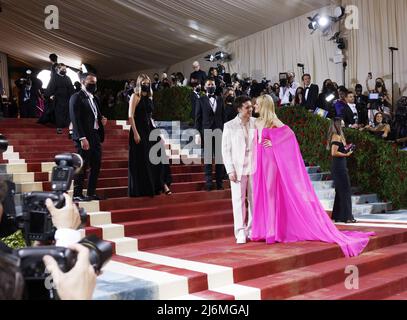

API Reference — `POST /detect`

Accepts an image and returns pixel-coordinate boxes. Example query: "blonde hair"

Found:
[135,74,153,98]
[256,94,278,128]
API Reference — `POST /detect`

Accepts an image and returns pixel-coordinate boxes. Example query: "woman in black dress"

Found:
[327,118,357,223]
[128,74,171,197]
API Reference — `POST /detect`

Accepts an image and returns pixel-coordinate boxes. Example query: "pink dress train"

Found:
[251,126,375,257]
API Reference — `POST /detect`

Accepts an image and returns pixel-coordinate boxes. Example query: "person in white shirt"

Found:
[279,72,299,106]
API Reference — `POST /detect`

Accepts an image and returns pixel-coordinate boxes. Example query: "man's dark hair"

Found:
[355,84,363,91]
[206,77,215,84]
[49,53,58,63]
[338,86,348,94]
[302,73,311,81]
[234,95,251,111]
[80,72,97,82]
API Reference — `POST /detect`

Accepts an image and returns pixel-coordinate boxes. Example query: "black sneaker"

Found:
[57,128,63,134]
[205,184,213,192]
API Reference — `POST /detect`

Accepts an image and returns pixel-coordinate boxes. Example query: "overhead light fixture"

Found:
[214,51,230,61]
[318,16,330,27]
[204,54,215,62]
[334,6,345,19]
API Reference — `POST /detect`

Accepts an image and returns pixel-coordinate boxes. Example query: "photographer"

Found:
[279,72,299,106]
[368,78,392,124]
[0,181,96,300]
[0,243,96,300]
[355,84,369,126]
[14,71,41,118]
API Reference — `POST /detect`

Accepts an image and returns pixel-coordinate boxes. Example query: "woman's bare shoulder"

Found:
[274,118,285,128]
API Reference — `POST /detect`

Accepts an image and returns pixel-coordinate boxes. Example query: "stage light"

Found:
[37,70,51,89]
[214,51,230,61]
[204,54,215,62]
[334,6,345,19]
[318,16,330,27]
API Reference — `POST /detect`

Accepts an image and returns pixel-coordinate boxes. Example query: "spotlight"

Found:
[204,54,215,62]
[214,51,229,61]
[318,16,330,27]
[37,70,51,89]
[334,6,345,19]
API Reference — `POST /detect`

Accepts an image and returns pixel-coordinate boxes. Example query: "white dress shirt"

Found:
[208,95,217,113]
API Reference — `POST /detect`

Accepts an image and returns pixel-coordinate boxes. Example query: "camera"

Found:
[345,144,356,153]
[17,235,112,280]
[0,135,86,243]
[13,234,112,300]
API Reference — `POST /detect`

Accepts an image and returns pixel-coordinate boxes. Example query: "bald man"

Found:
[190,61,207,87]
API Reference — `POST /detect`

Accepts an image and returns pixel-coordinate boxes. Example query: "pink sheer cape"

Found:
[251,125,375,257]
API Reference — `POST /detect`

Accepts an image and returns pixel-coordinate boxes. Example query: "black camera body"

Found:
[0,143,85,242]
[16,235,112,280]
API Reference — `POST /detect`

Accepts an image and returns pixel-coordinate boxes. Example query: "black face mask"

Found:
[59,70,67,76]
[207,87,216,95]
[195,87,201,93]
[86,83,97,94]
[154,77,159,82]
[141,85,150,93]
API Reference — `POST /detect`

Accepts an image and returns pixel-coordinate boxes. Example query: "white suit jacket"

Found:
[222,116,257,180]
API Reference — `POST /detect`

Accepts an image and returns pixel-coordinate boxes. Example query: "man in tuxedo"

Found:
[342,91,362,128]
[69,73,107,202]
[195,78,226,191]
[302,74,319,111]
[190,61,207,87]
[190,77,201,121]
[152,73,161,92]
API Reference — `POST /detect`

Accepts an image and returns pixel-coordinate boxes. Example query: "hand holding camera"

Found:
[45,193,81,230]
[43,243,97,300]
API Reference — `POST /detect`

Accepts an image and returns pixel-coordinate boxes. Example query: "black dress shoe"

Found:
[205,184,213,192]
[73,195,89,202]
[87,194,105,201]
[216,185,224,190]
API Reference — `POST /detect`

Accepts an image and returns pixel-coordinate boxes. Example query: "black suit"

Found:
[190,70,207,87]
[342,104,360,127]
[69,90,105,197]
[195,95,226,188]
[302,84,319,110]
[190,91,200,121]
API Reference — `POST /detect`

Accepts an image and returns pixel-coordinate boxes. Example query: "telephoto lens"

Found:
[79,235,113,273]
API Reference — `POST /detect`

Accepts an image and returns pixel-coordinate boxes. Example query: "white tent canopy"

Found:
[0,0,331,77]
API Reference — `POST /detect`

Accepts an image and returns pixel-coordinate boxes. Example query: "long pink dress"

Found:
[251,125,375,257]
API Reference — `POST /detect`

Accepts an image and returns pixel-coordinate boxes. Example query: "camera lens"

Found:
[79,235,112,272]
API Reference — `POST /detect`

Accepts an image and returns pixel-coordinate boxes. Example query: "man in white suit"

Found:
[222,96,256,244]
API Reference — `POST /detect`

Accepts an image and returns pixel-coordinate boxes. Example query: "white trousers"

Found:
[230,175,253,239]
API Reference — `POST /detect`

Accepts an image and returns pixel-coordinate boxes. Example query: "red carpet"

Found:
[1,118,407,300]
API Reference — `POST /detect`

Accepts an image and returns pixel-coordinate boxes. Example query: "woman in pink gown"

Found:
[250,95,375,257]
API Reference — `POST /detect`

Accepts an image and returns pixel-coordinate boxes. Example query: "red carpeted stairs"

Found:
[1,118,407,300]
